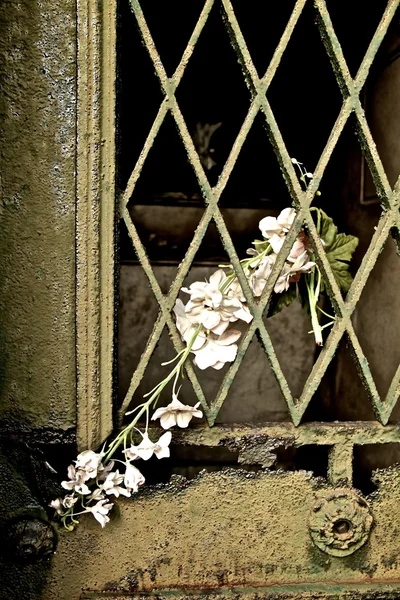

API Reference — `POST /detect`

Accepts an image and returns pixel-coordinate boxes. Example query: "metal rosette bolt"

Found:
[308,488,373,557]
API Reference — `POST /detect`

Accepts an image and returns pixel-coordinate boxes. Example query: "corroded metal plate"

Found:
[44,468,400,600]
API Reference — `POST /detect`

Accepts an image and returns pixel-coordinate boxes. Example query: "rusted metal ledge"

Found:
[159,422,400,447]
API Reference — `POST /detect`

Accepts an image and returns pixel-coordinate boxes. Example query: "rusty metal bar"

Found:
[328,443,353,485]
[152,421,400,447]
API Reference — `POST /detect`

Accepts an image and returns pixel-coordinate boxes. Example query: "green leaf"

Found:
[253,239,270,254]
[316,210,359,293]
[267,286,297,317]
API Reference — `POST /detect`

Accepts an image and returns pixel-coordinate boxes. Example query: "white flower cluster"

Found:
[174,269,252,370]
[249,208,315,297]
[50,399,203,528]
[173,207,315,369]
[52,204,319,532]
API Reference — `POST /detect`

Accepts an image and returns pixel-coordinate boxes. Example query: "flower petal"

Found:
[210,319,230,336]
[233,305,253,323]
[217,329,242,346]
[277,207,296,230]
[151,406,168,421]
[193,346,218,370]
[269,234,285,254]
[259,216,281,237]
[160,412,177,430]
[212,343,238,363]
[158,431,172,447]
[154,445,171,459]
[209,269,226,287]
[201,310,221,331]
[176,411,192,428]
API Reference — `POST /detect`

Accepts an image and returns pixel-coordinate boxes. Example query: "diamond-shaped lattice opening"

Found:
[266,299,317,403]
[266,1,343,171]
[230,0,297,77]
[175,1,251,185]
[117,0,163,191]
[125,113,203,208]
[121,326,208,424]
[118,257,160,406]
[351,237,400,404]
[121,114,206,291]
[307,115,383,288]
[177,225,248,407]
[326,0,392,77]
[139,0,209,76]
[218,113,290,208]
[361,42,400,203]
[215,333,290,423]
[122,205,206,294]
[302,339,376,422]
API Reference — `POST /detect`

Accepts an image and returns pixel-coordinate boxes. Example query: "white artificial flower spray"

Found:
[51,160,358,530]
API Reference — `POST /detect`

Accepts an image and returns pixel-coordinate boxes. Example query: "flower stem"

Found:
[306,270,323,346]
[103,324,202,465]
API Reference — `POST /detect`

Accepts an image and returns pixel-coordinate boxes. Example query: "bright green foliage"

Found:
[318,209,359,293]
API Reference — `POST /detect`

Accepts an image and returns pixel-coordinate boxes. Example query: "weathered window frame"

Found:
[75,0,400,475]
[76,0,117,449]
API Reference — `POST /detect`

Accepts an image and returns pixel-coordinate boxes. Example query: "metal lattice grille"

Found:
[118,0,400,478]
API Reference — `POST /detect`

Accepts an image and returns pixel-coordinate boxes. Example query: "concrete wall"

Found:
[0,0,77,432]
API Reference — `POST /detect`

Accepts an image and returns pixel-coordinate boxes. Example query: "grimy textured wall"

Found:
[0,0,77,432]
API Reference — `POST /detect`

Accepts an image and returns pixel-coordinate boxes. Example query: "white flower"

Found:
[181,269,251,333]
[88,487,106,502]
[75,449,104,479]
[224,278,252,323]
[174,299,208,350]
[125,431,172,461]
[192,329,241,370]
[259,207,296,253]
[174,300,241,370]
[287,231,309,263]
[152,396,203,429]
[250,254,276,297]
[49,498,63,515]
[97,460,116,482]
[86,499,114,528]
[61,465,91,495]
[102,470,131,498]
[62,494,78,509]
[124,463,145,493]
[274,251,315,293]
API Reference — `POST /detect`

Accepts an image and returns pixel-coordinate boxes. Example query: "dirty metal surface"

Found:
[45,467,400,599]
[79,585,400,599]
